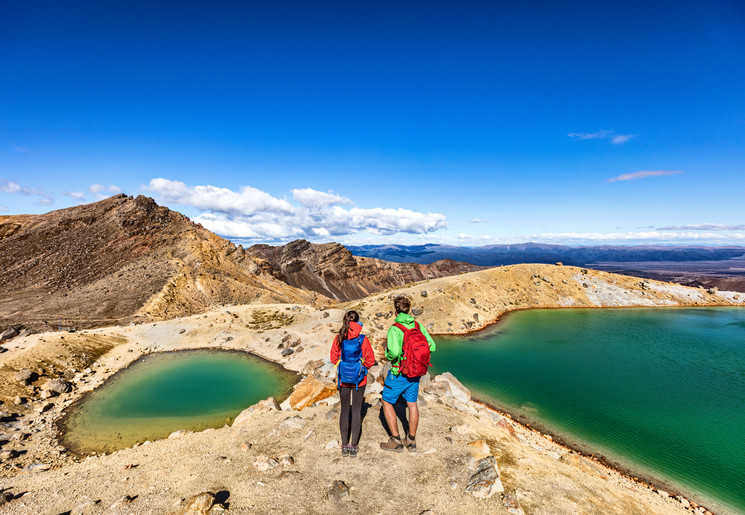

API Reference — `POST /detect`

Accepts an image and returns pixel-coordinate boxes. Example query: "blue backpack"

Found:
[337,335,368,389]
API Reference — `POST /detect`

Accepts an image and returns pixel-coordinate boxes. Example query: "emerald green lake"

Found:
[59,350,297,454]
[433,307,745,515]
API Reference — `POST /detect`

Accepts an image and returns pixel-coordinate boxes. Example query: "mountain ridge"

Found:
[0,195,327,332]
[245,239,484,301]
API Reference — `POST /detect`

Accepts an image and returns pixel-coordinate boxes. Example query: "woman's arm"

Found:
[330,335,341,364]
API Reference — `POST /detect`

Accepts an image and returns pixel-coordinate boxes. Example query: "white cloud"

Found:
[63,191,86,200]
[468,218,489,224]
[568,130,635,145]
[89,184,122,200]
[12,144,30,154]
[147,178,295,216]
[611,134,634,144]
[1,178,54,206]
[193,213,299,239]
[0,179,22,194]
[292,188,351,209]
[147,178,447,241]
[608,170,683,182]
[568,130,612,140]
[0,205,8,212]
[658,223,745,231]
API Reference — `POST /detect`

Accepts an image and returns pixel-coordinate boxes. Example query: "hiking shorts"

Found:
[382,370,421,404]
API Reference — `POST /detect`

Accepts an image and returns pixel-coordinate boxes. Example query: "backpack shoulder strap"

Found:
[413,321,420,331]
[393,322,408,333]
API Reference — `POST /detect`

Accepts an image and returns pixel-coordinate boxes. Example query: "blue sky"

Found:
[1,1,744,246]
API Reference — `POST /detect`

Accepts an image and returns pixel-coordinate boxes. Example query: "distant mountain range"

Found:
[347,243,745,267]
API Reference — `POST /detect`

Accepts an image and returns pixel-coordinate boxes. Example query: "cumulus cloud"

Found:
[658,223,745,231]
[1,178,54,206]
[147,178,447,241]
[568,130,635,144]
[147,178,294,216]
[608,170,683,182]
[89,184,122,200]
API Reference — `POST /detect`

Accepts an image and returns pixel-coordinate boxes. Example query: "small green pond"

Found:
[59,349,297,454]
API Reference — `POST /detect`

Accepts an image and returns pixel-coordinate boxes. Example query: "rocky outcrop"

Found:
[287,374,337,410]
[466,455,505,498]
[232,398,281,426]
[1,327,19,342]
[0,196,329,331]
[246,239,484,301]
[41,378,72,394]
[179,492,218,514]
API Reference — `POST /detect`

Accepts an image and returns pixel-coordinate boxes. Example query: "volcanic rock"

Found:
[327,480,349,502]
[180,491,215,514]
[433,372,471,404]
[246,239,483,301]
[232,398,280,426]
[0,195,327,331]
[42,378,72,394]
[465,456,504,498]
[0,328,18,342]
[288,374,337,410]
[14,369,34,384]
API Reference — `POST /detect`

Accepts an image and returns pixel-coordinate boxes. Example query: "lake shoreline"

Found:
[432,305,745,515]
[55,348,299,457]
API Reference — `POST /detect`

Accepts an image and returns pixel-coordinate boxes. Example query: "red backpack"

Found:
[393,321,432,377]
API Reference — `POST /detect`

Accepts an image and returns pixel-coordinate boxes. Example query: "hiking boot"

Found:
[405,434,417,453]
[380,435,404,452]
[341,445,350,457]
[349,445,359,457]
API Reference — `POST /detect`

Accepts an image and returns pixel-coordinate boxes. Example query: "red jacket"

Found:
[330,321,375,387]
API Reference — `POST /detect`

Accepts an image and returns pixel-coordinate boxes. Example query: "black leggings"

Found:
[339,384,366,446]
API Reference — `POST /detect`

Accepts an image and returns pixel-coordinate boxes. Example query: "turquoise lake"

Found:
[59,350,297,454]
[433,307,745,515]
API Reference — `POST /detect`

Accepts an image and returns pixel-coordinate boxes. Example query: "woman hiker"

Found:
[330,310,375,457]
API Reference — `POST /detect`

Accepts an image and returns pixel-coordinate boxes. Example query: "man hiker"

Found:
[380,296,436,452]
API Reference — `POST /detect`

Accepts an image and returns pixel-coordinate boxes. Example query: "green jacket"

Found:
[386,312,436,375]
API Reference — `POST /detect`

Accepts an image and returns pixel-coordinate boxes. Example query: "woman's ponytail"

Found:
[338,310,359,344]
